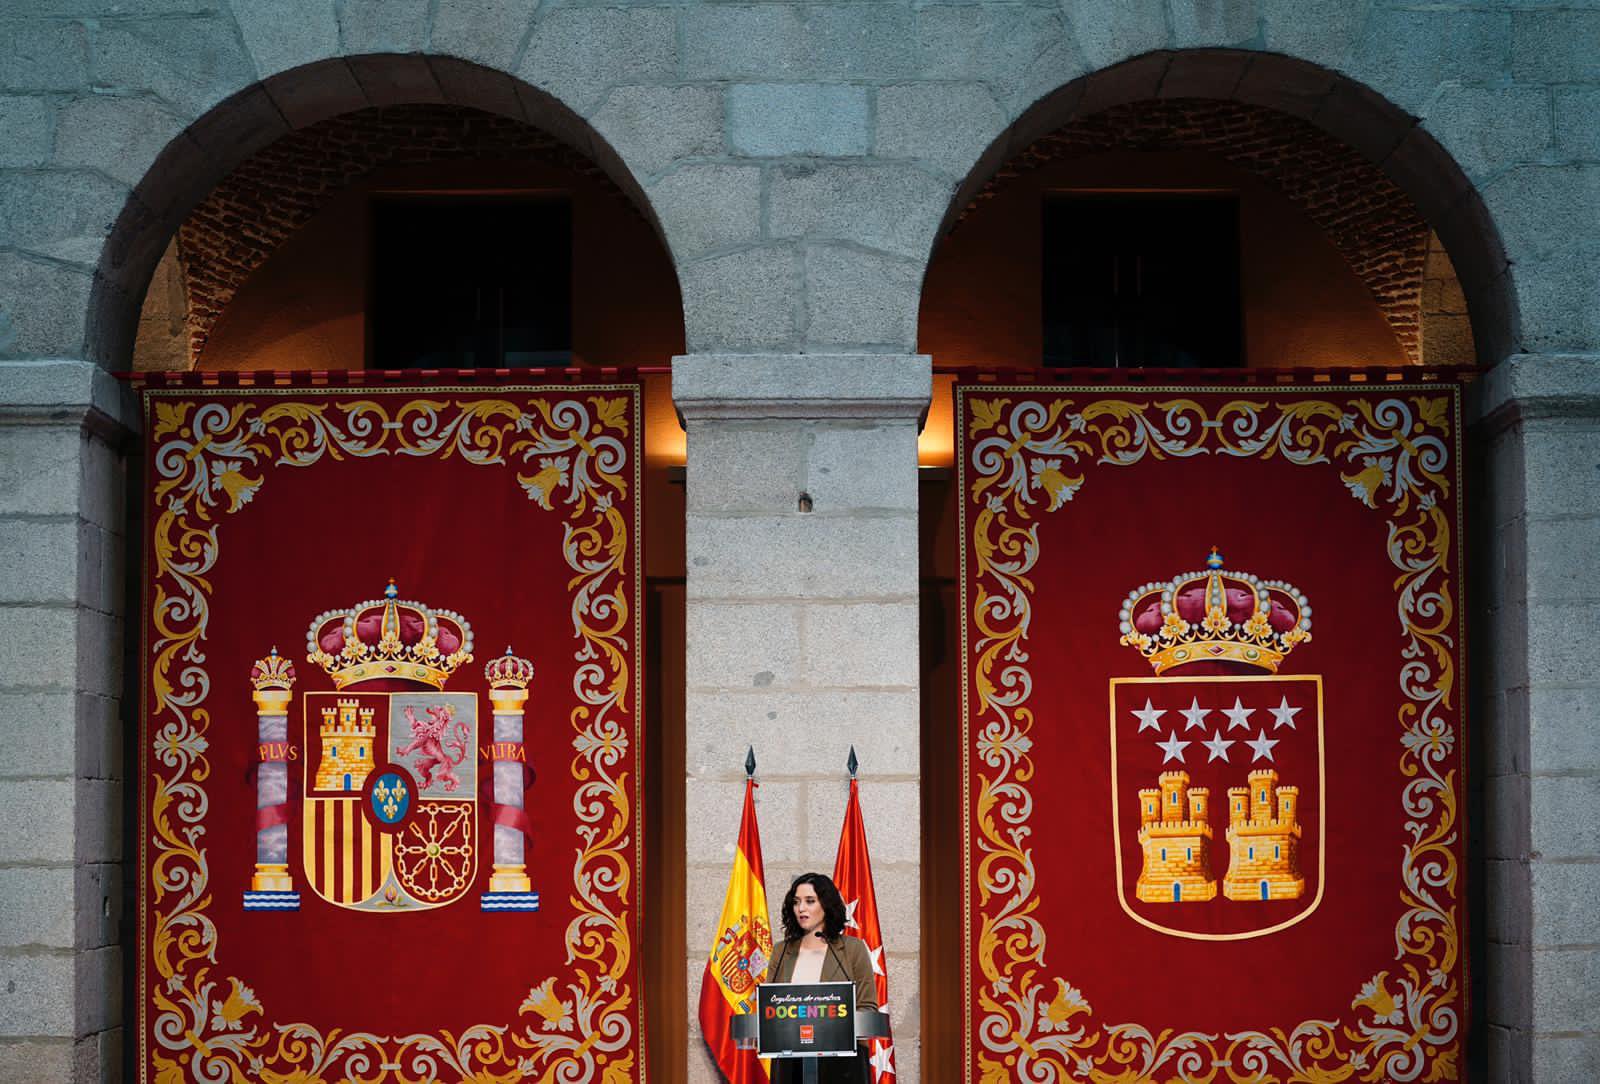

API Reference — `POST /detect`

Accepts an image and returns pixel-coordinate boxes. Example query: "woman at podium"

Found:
[763,872,877,1084]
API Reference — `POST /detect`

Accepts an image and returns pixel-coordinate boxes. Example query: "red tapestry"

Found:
[137,386,644,1082]
[957,386,1465,1081]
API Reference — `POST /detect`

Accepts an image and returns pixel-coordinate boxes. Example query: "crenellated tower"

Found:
[1135,770,1218,903]
[1223,769,1304,900]
[314,698,378,792]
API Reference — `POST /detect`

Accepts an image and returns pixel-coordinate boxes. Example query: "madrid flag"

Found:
[698,777,773,1083]
[833,776,894,1081]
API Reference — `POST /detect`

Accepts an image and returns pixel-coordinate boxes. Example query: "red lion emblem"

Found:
[395,703,470,792]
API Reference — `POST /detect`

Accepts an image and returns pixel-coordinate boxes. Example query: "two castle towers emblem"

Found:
[1134,768,1304,903]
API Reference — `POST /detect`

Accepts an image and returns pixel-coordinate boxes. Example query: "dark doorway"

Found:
[370,195,572,368]
[1043,193,1242,368]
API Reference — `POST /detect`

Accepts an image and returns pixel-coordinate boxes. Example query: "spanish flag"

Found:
[698,776,773,1082]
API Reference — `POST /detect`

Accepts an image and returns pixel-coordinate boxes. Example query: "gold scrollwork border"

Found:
[959,387,1463,1084]
[139,387,644,1083]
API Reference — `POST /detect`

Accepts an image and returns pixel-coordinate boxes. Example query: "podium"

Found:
[731,984,889,1084]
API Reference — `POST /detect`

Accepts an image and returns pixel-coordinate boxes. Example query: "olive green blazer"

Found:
[763,934,879,1013]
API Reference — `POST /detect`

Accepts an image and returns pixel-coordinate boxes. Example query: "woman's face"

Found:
[792,883,824,934]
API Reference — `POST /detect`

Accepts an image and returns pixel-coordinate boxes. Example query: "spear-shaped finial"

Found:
[847,746,859,778]
[745,745,757,779]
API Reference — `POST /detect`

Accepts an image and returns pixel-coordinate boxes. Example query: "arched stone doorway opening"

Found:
[106,55,689,1080]
[130,102,681,374]
[915,50,1518,1083]
[928,49,1517,367]
[90,55,673,367]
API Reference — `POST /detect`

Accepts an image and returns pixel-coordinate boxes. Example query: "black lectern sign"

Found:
[755,982,857,1058]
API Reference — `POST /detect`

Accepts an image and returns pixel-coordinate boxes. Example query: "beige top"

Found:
[764,935,879,1013]
[789,948,825,984]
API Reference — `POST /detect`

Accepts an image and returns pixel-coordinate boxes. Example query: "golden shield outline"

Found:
[300,691,479,911]
[1109,673,1326,941]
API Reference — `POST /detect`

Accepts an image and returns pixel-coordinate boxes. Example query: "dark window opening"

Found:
[1043,194,1242,368]
[370,195,572,369]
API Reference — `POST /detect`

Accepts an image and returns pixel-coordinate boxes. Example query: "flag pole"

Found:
[698,743,773,1084]
[833,744,895,1081]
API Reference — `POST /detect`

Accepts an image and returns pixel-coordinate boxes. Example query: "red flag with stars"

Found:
[832,776,894,1082]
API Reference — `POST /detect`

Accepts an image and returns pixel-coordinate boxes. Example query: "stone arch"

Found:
[89,55,675,368]
[172,103,652,365]
[931,50,1519,365]
[915,45,1528,1078]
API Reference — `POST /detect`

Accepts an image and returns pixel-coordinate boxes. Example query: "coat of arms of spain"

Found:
[1110,548,1325,940]
[242,580,540,914]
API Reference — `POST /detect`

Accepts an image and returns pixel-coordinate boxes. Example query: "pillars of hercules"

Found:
[245,649,298,910]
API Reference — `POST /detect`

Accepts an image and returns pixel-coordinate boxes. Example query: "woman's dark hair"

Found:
[780,872,848,943]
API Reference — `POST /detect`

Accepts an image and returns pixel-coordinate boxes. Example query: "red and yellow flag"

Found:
[698,778,773,1083]
[833,776,894,1081]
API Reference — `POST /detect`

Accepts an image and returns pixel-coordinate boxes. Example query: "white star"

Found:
[1156,729,1191,763]
[1221,697,1255,731]
[844,897,861,930]
[1179,698,1210,731]
[1245,727,1280,763]
[1131,698,1166,732]
[1201,728,1235,763]
[1269,696,1303,730]
[867,943,886,977]
[869,1042,896,1077]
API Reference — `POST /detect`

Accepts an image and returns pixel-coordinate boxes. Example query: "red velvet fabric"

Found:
[958,385,1466,1081]
[137,387,645,1081]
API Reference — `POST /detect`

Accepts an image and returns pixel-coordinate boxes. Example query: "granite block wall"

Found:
[0,2,1595,1079]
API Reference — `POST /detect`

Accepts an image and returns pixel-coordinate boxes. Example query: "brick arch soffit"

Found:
[89,55,675,369]
[178,103,647,363]
[935,51,1519,367]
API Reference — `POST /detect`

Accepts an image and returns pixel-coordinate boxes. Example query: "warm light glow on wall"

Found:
[918,374,957,467]
[642,373,685,464]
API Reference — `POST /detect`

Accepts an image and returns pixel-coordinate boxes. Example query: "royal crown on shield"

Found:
[305,579,474,690]
[1118,548,1311,674]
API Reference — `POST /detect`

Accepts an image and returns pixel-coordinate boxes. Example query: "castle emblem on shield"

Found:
[241,580,541,914]
[1110,549,1326,940]
[301,581,478,911]
[301,688,478,910]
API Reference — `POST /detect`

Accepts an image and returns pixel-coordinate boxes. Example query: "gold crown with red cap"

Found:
[305,580,474,689]
[484,647,534,690]
[250,646,297,691]
[1118,548,1311,675]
